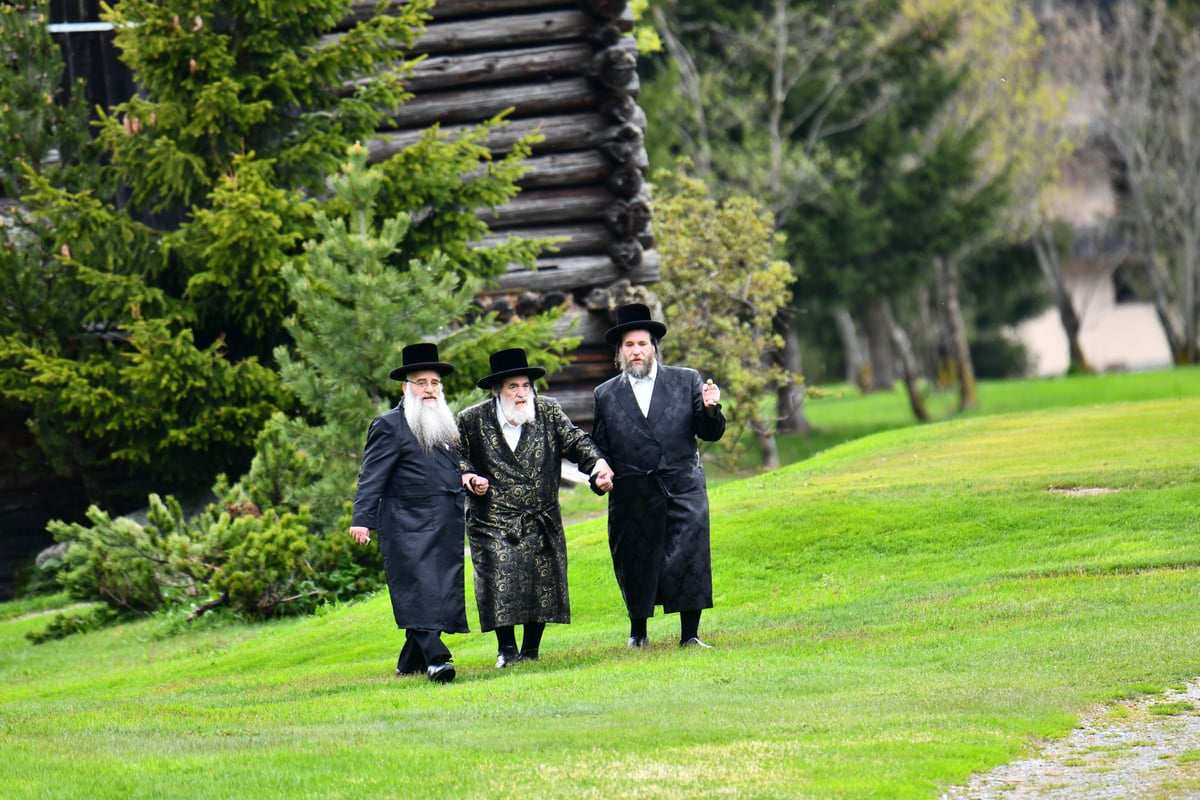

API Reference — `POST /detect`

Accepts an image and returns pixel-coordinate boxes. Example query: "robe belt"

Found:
[611,456,698,499]
[492,500,558,545]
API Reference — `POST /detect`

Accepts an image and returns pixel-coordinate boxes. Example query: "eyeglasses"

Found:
[407,379,442,389]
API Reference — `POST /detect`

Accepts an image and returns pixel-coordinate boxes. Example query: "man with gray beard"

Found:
[457,348,613,668]
[350,343,486,683]
[592,304,724,650]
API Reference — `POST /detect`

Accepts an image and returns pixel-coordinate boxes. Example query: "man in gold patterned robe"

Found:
[458,348,613,668]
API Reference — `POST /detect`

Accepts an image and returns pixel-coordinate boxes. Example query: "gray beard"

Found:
[404,391,460,452]
[619,352,653,380]
[500,395,536,426]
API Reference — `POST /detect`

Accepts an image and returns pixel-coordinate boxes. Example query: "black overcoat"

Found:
[350,401,469,634]
[591,364,725,617]
[457,396,602,631]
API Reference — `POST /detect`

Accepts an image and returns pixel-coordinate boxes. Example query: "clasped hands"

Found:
[463,472,490,496]
[591,458,614,494]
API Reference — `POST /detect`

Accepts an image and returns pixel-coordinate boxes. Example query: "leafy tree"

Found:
[909,0,1069,403]
[784,9,993,398]
[644,0,956,421]
[1100,0,1200,364]
[643,0,1067,415]
[652,165,795,469]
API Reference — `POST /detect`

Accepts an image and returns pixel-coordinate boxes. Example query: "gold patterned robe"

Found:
[457,396,603,631]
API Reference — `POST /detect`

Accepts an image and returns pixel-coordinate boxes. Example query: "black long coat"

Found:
[591,364,725,617]
[350,401,469,634]
[457,396,603,631]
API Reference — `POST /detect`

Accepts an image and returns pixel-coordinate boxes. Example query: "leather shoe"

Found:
[626,635,649,649]
[518,649,539,661]
[426,662,456,683]
[496,646,521,668]
[680,637,713,649]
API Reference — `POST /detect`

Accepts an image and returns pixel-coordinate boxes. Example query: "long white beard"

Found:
[500,394,536,426]
[618,351,654,380]
[404,389,460,452]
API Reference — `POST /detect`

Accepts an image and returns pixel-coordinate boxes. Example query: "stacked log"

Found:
[345,0,659,423]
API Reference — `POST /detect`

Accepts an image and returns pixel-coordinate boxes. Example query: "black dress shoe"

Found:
[496,646,521,668]
[680,637,713,648]
[518,649,539,661]
[426,662,456,683]
[626,635,649,649]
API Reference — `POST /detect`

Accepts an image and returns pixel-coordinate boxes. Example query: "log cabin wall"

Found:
[345,0,661,425]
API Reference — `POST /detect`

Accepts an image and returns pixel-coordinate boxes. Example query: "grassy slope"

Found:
[3,392,1200,798]
[777,365,1200,465]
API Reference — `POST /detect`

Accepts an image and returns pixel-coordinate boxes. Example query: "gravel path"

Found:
[941,680,1200,799]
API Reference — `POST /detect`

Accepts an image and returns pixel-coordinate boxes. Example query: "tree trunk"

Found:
[1184,230,1199,363]
[833,308,870,391]
[651,5,711,175]
[913,286,943,385]
[863,299,895,391]
[1140,252,1185,363]
[751,421,781,470]
[773,308,810,435]
[881,300,929,422]
[933,255,977,411]
[1032,225,1092,374]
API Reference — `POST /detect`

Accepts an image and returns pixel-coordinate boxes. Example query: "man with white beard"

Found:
[457,348,613,668]
[350,343,487,684]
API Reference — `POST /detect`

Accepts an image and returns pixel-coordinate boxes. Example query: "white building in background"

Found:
[1010,7,1173,377]
[1013,285,1171,376]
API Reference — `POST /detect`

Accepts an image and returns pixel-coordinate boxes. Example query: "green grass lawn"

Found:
[774,364,1200,465]
[4,373,1200,798]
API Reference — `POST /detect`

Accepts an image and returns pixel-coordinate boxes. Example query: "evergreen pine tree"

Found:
[0,0,96,197]
[1,0,547,505]
[652,167,795,470]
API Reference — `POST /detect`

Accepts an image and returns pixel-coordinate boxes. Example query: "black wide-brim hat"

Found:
[476,348,547,389]
[604,303,668,345]
[388,342,455,381]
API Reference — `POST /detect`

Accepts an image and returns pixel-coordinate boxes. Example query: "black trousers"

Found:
[396,628,451,673]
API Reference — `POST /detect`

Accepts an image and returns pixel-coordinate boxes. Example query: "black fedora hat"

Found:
[476,348,546,389]
[388,342,455,381]
[604,303,668,345]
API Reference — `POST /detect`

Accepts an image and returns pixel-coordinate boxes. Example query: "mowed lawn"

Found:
[3,392,1200,798]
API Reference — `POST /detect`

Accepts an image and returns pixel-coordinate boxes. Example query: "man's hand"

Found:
[702,379,721,408]
[463,472,490,496]
[350,526,371,545]
[591,459,614,493]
